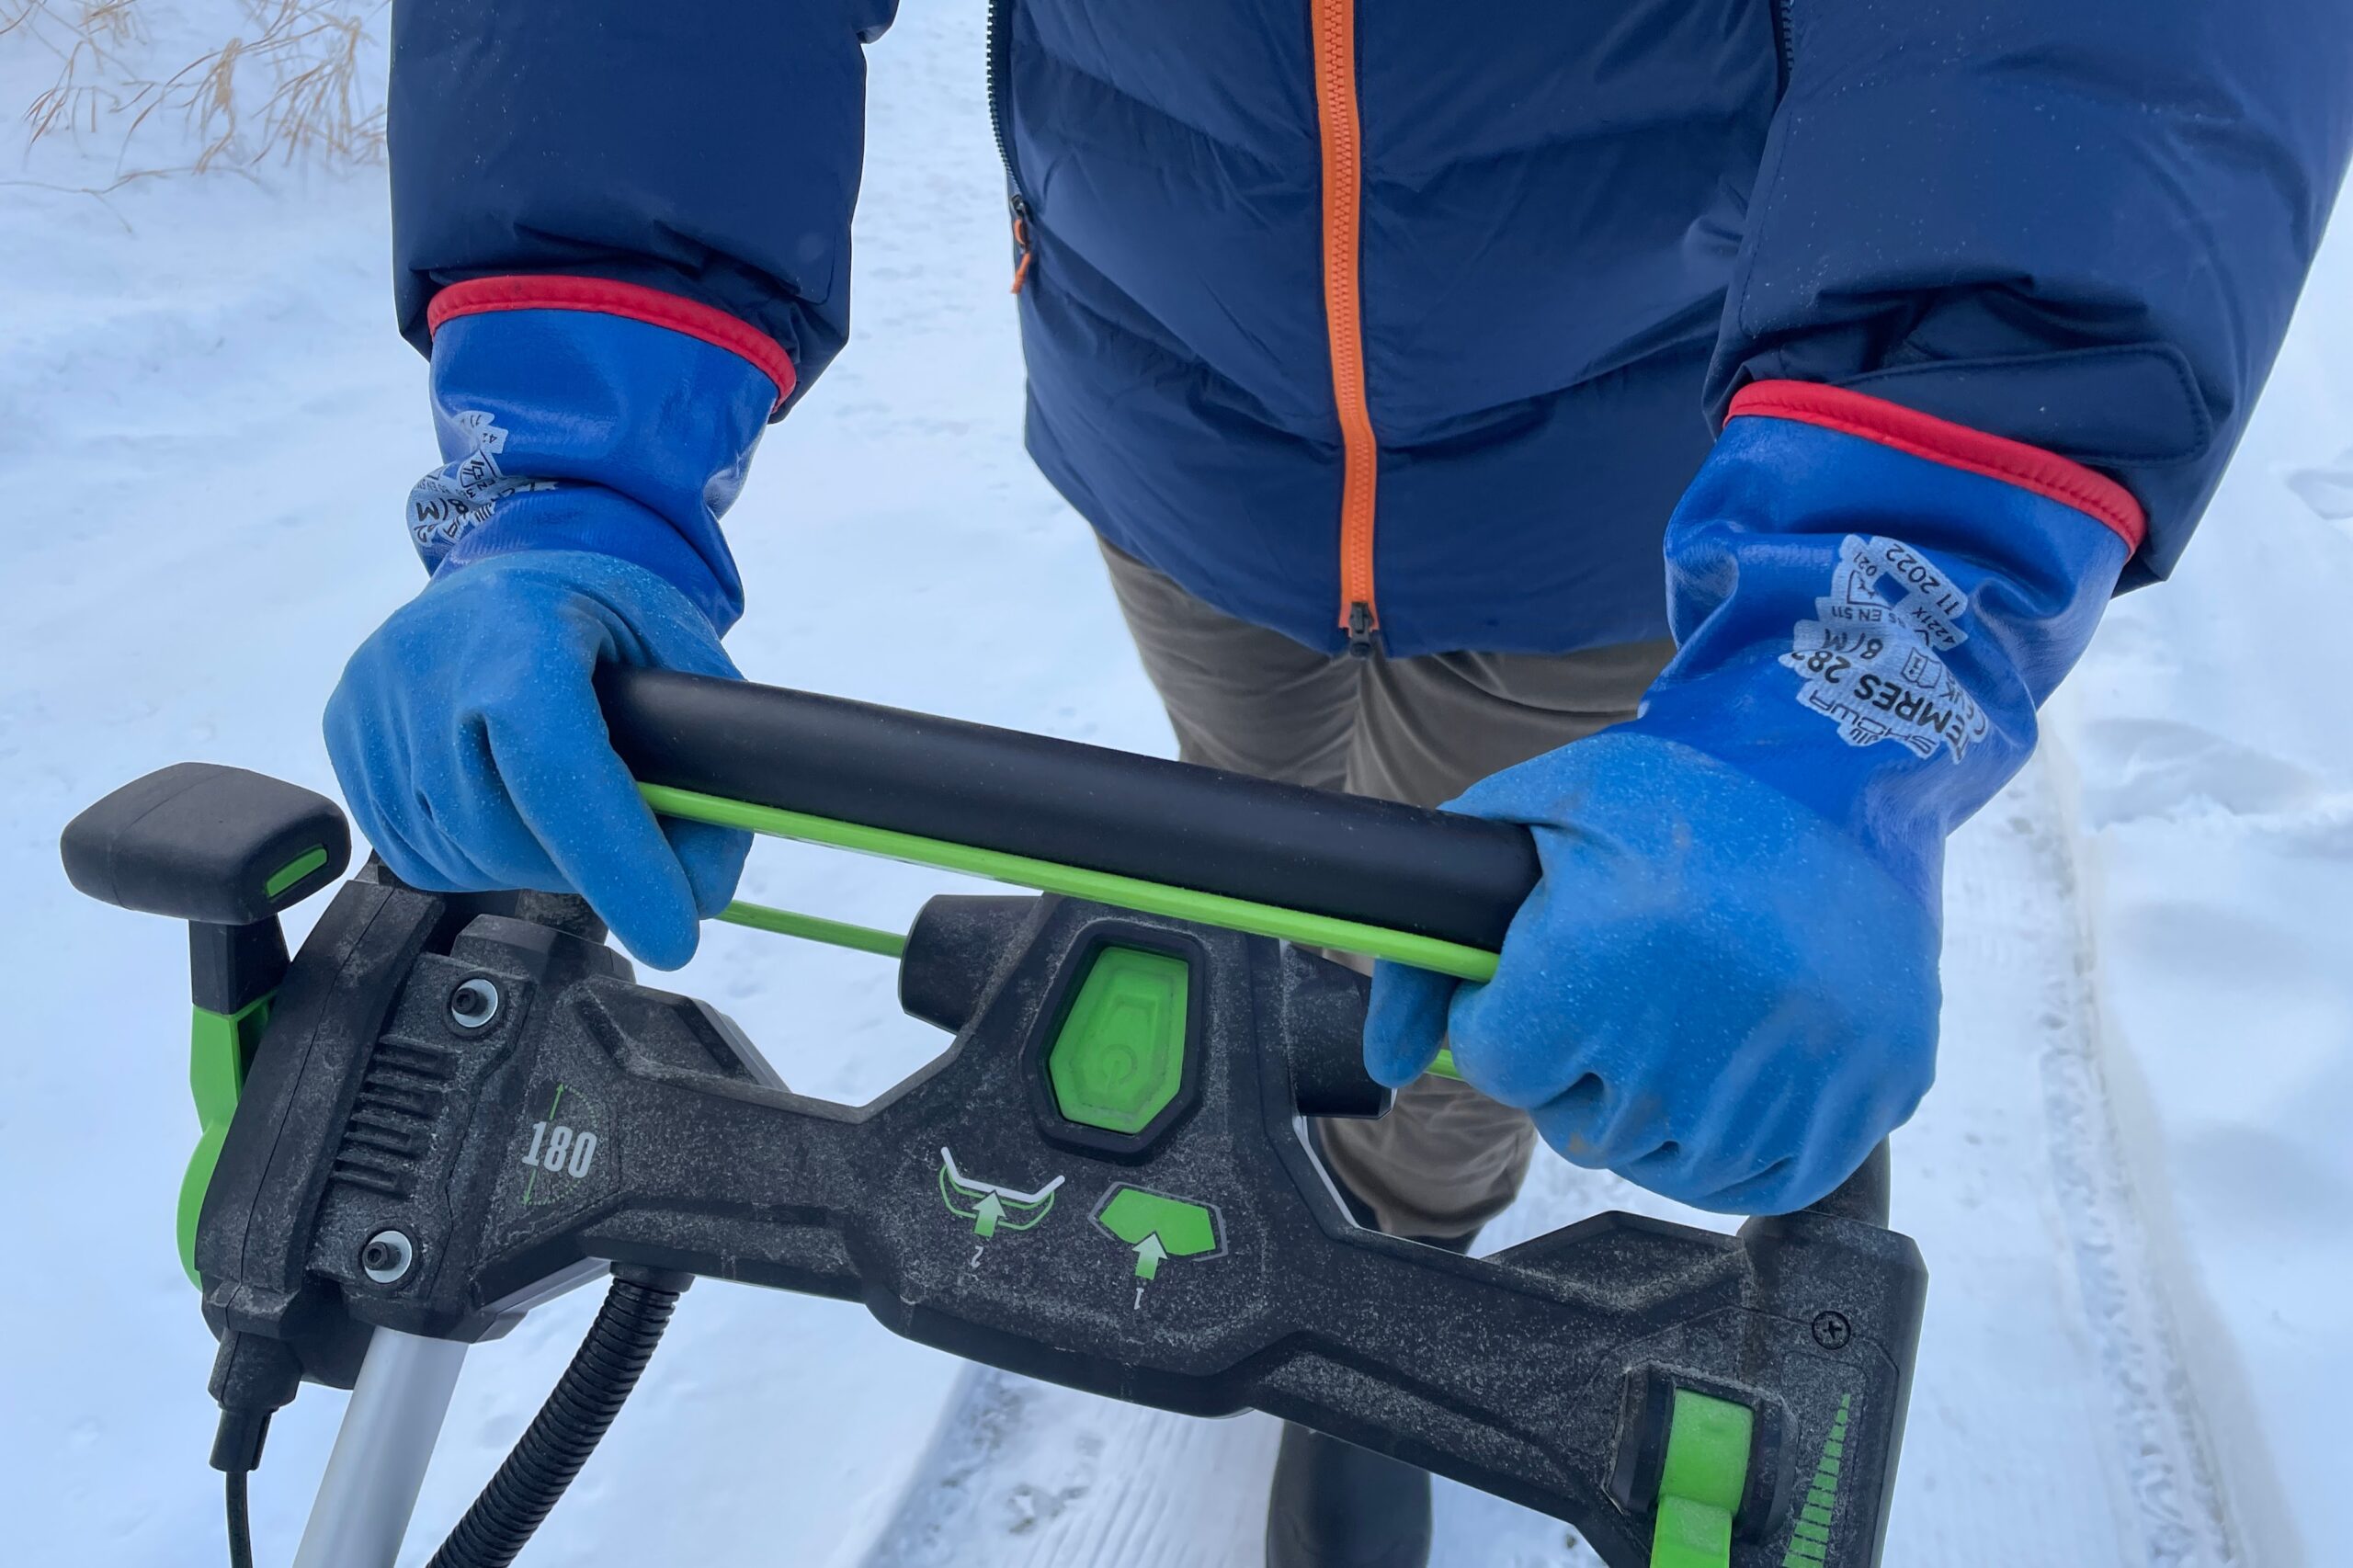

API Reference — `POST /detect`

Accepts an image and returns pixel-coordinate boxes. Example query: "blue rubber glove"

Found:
[327,278,789,969]
[328,551,750,969]
[1366,382,2145,1213]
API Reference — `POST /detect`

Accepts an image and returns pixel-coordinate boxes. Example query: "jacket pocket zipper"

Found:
[986,0,1036,292]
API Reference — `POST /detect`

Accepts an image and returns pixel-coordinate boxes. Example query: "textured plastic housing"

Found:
[188,878,1925,1568]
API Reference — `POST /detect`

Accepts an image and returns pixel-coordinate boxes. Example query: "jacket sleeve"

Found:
[389,0,900,414]
[1712,0,2353,582]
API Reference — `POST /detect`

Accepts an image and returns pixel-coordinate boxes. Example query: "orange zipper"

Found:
[1309,0,1381,655]
[1010,204,1035,294]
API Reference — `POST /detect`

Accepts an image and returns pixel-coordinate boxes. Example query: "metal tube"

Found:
[291,1328,469,1568]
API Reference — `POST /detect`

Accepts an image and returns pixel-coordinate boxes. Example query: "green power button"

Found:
[1047,947,1189,1134]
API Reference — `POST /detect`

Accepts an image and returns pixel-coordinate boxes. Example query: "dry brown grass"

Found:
[5,0,386,184]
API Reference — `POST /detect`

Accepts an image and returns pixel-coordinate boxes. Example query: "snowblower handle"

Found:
[63,750,1921,1568]
[597,666,1540,956]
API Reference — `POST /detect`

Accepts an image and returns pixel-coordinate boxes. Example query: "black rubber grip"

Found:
[597,667,1540,952]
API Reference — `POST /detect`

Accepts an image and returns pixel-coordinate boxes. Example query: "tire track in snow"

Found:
[856,758,2239,1568]
[858,1369,1280,1568]
[2021,762,2241,1568]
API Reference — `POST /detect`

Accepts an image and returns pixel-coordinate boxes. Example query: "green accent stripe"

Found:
[522,1084,567,1208]
[263,845,328,899]
[641,783,1501,982]
[1781,1395,1853,1568]
[716,900,910,958]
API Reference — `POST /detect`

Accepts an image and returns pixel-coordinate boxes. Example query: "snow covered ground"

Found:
[3,6,2347,1566]
[2041,274,2353,1566]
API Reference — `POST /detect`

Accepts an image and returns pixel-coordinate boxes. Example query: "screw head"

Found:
[448,977,501,1032]
[1811,1310,1853,1350]
[360,1229,415,1284]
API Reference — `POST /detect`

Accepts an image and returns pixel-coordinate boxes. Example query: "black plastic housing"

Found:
[187,877,1925,1568]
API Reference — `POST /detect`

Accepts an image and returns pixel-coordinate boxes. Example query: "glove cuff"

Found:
[1628,384,2137,902]
[426,276,797,409]
[1726,381,2145,553]
[408,277,791,632]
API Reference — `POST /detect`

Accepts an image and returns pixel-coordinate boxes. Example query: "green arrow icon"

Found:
[1132,1233,1168,1280]
[1094,1186,1222,1281]
[973,1192,1006,1238]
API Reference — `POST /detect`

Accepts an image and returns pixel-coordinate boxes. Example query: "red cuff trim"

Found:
[1728,381,2146,553]
[426,276,796,411]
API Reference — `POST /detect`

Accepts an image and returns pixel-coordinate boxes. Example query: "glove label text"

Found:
[408,409,558,566]
[1781,536,1989,762]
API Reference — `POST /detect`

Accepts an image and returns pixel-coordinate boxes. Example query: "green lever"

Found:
[713,893,1472,1091]
[673,778,1483,1090]
[178,993,274,1285]
[62,763,351,1285]
[716,900,908,957]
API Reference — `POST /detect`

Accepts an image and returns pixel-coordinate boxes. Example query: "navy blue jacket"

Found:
[390,2,2352,657]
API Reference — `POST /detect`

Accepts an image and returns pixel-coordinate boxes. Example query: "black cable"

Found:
[427,1275,684,1568]
[210,1331,296,1568]
[225,1468,254,1568]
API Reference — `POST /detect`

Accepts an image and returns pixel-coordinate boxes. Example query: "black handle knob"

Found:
[62,762,349,927]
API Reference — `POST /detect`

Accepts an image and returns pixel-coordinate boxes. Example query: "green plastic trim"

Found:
[1651,1389,1756,1568]
[640,783,1501,982]
[264,844,329,901]
[716,899,908,958]
[178,993,273,1286]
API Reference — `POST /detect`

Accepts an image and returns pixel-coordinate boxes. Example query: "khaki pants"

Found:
[1100,540,1674,1241]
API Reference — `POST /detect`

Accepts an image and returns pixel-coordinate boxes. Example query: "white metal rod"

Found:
[290,1328,469,1568]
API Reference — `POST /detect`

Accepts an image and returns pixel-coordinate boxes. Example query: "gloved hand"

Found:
[327,277,790,968]
[327,551,751,969]
[1367,382,2144,1213]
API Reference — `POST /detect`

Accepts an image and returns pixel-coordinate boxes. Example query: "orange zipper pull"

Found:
[1009,198,1035,295]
